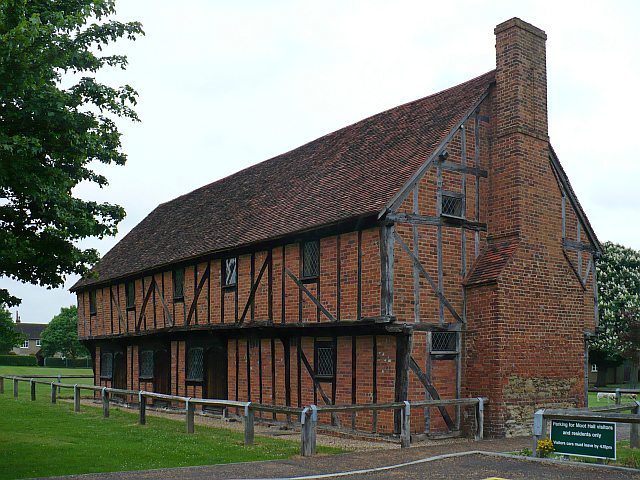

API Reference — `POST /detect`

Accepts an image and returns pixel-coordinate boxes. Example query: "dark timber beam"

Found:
[409,356,455,431]
[441,161,488,177]
[300,350,341,427]
[153,281,174,327]
[186,263,211,325]
[394,231,464,323]
[239,254,270,324]
[136,278,156,331]
[284,268,337,322]
[387,213,487,231]
[110,288,125,332]
[563,238,597,254]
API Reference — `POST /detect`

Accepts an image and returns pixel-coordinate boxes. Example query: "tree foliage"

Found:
[40,305,87,359]
[0,0,143,306]
[590,242,640,380]
[0,304,24,353]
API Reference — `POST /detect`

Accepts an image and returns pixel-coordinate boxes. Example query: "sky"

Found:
[2,0,640,323]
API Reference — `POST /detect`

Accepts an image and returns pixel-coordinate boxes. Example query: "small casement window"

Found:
[173,268,185,301]
[222,257,237,288]
[431,331,458,354]
[125,281,135,310]
[20,340,29,349]
[186,347,204,382]
[314,341,335,381]
[140,350,154,379]
[591,364,598,373]
[36,339,41,347]
[89,290,97,316]
[302,241,320,279]
[101,353,113,379]
[441,192,464,219]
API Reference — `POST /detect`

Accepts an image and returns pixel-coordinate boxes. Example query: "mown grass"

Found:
[0,367,343,479]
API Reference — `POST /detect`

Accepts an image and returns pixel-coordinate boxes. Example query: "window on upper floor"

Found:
[36,339,41,347]
[441,192,464,219]
[140,350,154,379]
[302,241,320,279]
[89,290,97,316]
[186,347,204,382]
[173,268,185,301]
[222,257,237,288]
[20,340,29,349]
[101,353,113,379]
[314,340,335,381]
[126,281,135,310]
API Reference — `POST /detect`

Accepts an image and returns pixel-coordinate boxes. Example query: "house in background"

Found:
[11,313,46,361]
[72,18,599,438]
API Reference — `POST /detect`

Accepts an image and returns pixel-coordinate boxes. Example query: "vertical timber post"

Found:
[244,402,254,446]
[301,406,317,457]
[631,401,640,449]
[394,331,411,434]
[0,376,4,394]
[51,382,56,403]
[57,375,62,395]
[74,384,80,412]
[380,223,394,318]
[186,398,195,434]
[401,401,411,448]
[139,392,146,425]
[30,379,36,401]
[102,387,109,418]
[615,388,621,405]
[13,378,18,398]
[475,397,485,440]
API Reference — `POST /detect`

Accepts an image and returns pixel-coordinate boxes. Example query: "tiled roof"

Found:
[72,71,496,291]
[15,323,46,339]
[464,238,520,286]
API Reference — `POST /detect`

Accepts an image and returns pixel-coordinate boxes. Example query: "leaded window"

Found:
[173,268,185,300]
[101,353,113,379]
[223,257,237,287]
[126,281,135,309]
[302,241,320,279]
[186,347,204,381]
[441,192,464,218]
[431,332,458,353]
[140,350,154,379]
[315,341,334,380]
[89,290,97,316]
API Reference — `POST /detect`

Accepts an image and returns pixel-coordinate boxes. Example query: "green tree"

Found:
[0,0,143,306]
[40,305,88,359]
[0,304,24,353]
[590,242,640,386]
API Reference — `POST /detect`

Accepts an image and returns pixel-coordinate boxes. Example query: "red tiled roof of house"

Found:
[464,237,520,286]
[72,71,496,291]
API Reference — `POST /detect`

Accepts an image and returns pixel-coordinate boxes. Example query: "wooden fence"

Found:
[589,387,640,405]
[0,374,487,456]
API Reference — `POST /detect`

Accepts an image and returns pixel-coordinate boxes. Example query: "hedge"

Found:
[43,357,92,368]
[0,355,37,366]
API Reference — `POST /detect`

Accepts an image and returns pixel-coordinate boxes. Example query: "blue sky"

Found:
[3,0,639,323]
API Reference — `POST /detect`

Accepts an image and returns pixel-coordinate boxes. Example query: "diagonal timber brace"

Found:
[300,350,341,427]
[153,280,174,327]
[110,288,125,332]
[239,253,270,324]
[136,278,156,331]
[394,231,464,323]
[409,356,455,431]
[186,264,211,325]
[284,268,337,322]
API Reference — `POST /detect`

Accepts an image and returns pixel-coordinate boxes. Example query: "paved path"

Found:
[42,436,639,480]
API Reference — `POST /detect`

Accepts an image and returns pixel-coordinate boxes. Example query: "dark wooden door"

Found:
[112,352,127,390]
[154,348,171,395]
[205,344,228,401]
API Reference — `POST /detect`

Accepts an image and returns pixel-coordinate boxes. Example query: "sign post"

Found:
[550,419,616,460]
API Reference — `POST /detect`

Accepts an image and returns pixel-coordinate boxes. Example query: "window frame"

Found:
[186,346,205,383]
[125,281,136,310]
[89,290,97,316]
[139,349,154,380]
[20,339,29,349]
[431,331,459,354]
[440,191,465,219]
[314,340,335,382]
[302,240,320,280]
[173,268,185,302]
[35,339,41,347]
[222,257,237,289]
[591,364,598,373]
[100,352,113,379]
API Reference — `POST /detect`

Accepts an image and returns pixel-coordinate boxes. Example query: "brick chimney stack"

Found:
[489,18,550,241]
[15,311,20,324]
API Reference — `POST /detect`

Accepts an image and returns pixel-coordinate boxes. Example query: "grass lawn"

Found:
[0,367,344,479]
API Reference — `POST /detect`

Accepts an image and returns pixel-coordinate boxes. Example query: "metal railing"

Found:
[0,374,487,456]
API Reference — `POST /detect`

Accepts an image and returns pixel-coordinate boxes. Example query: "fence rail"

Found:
[0,374,486,456]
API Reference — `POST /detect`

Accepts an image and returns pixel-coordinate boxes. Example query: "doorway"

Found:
[112,351,127,390]
[205,342,228,409]
[154,348,171,395]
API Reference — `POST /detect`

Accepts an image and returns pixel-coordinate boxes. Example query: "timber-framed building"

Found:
[72,18,600,437]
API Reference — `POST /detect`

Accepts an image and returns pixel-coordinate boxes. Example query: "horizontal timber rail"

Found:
[0,374,486,457]
[531,401,640,457]
[589,387,640,406]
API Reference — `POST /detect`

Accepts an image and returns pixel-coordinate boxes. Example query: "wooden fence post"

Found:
[139,392,146,425]
[102,388,109,418]
[631,401,640,449]
[30,379,36,401]
[475,397,485,440]
[185,398,194,434]
[57,375,62,395]
[300,405,317,457]
[615,388,622,405]
[0,376,4,394]
[532,409,547,457]
[51,382,57,403]
[244,402,254,446]
[74,384,80,412]
[13,378,18,398]
[401,401,411,448]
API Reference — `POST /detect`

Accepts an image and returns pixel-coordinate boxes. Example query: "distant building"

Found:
[11,313,47,358]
